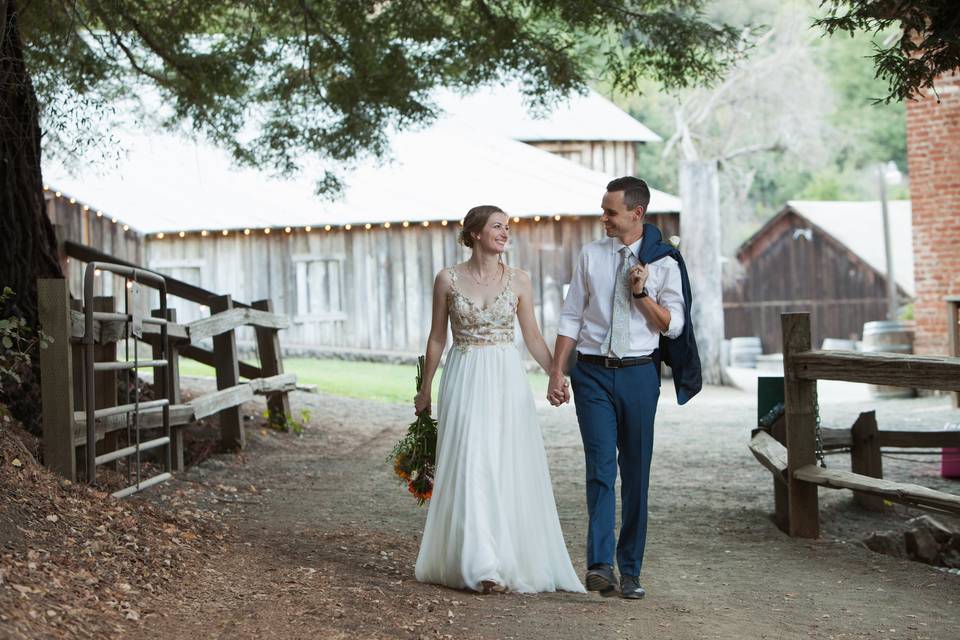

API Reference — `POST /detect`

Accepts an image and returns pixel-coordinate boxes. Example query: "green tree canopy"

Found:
[23,0,742,193]
[815,0,960,102]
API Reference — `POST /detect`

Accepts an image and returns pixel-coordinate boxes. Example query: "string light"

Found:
[554,215,561,221]
[441,220,448,227]
[222,229,229,236]
[344,224,352,230]
[244,229,251,235]
[126,281,133,289]
[422,221,430,227]
[324,225,332,231]
[42,185,49,191]
[94,269,102,277]
[55,191,62,197]
[383,222,391,229]
[122,224,130,231]
[364,223,372,230]
[513,217,520,223]
[156,232,165,239]
[69,198,76,204]
[179,231,186,238]
[201,230,209,237]
[82,205,90,212]
[284,227,292,233]
[264,228,271,234]
[305,226,312,232]
[96,211,103,217]
[402,221,410,228]
[111,217,118,224]
[533,215,542,222]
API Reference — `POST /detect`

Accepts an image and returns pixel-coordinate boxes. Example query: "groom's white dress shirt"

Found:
[558,236,685,357]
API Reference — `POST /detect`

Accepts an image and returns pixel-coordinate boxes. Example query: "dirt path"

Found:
[139,381,960,640]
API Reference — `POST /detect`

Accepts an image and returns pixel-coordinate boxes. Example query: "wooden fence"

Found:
[749,312,960,538]
[39,241,298,487]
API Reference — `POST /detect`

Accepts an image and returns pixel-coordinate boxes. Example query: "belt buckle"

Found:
[603,357,620,369]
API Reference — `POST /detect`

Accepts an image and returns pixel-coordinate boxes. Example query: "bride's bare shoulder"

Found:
[433,266,457,290]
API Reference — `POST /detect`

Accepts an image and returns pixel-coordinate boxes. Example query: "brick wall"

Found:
[906,72,960,355]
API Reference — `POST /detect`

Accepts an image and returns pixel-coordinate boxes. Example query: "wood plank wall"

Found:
[44,194,145,302]
[527,141,637,178]
[145,213,679,354]
[723,212,899,353]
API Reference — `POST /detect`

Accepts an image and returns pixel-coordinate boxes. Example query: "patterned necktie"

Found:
[601,246,632,357]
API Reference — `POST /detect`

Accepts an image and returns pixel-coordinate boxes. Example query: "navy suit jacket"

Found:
[637,223,702,405]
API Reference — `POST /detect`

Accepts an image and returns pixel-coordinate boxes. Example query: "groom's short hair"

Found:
[606,176,650,214]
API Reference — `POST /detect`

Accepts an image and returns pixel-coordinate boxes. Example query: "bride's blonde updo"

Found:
[459,205,505,249]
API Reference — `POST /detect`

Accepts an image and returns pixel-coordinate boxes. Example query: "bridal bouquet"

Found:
[389,355,438,505]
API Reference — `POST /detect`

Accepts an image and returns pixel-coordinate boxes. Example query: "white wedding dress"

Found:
[414,267,585,594]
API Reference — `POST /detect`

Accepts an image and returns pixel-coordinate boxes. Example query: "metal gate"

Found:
[83,262,172,498]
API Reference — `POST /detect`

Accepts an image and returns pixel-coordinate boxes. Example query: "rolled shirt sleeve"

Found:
[658,258,685,339]
[557,251,588,340]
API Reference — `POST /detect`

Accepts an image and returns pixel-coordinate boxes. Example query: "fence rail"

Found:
[751,312,960,538]
[38,238,298,490]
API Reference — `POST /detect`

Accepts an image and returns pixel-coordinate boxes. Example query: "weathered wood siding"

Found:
[723,210,903,353]
[44,194,145,302]
[144,214,678,354]
[526,141,637,178]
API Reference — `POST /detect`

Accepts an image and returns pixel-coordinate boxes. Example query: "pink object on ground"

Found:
[943,448,960,479]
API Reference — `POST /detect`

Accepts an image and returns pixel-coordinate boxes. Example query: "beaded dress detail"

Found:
[446,266,517,349]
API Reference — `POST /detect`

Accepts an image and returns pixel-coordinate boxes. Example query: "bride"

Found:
[413,205,584,594]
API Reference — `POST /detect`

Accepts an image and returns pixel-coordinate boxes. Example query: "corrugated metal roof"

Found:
[43,87,678,234]
[787,200,914,296]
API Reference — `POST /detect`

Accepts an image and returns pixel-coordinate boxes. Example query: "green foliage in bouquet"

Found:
[388,356,438,505]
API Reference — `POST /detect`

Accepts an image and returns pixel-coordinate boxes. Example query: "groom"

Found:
[548,176,701,599]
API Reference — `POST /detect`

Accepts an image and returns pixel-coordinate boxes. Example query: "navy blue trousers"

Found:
[570,358,659,577]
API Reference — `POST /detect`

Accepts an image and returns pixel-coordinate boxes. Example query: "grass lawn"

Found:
[177,357,549,404]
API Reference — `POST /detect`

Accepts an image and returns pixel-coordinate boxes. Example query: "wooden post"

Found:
[948,297,959,408]
[782,313,819,538]
[770,415,790,533]
[210,295,244,450]
[252,299,291,425]
[152,308,184,470]
[850,411,884,511]
[94,297,119,469]
[38,279,76,481]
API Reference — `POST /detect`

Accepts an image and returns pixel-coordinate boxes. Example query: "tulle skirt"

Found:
[414,343,585,594]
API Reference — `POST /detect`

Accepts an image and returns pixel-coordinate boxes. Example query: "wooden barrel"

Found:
[862,320,916,398]
[730,337,762,368]
[821,338,856,351]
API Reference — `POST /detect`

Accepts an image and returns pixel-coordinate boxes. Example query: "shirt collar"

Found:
[611,235,643,259]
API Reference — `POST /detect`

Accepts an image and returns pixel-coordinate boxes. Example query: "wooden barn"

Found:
[44,84,680,356]
[723,200,914,354]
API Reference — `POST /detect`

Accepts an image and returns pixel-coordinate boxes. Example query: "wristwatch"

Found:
[632,288,648,299]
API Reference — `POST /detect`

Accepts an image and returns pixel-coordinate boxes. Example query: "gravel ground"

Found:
[95,375,957,640]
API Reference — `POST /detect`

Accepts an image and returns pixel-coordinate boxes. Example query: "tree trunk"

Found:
[679,160,724,385]
[0,0,64,437]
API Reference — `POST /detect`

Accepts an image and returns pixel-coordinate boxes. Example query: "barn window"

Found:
[148,259,206,324]
[293,255,347,321]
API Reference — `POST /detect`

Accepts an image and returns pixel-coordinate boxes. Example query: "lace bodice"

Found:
[447,266,517,349]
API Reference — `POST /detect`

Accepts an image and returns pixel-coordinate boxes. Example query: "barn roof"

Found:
[42,87,678,235]
[435,83,662,143]
[738,200,914,296]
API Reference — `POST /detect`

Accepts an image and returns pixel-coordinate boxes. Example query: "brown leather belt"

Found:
[577,353,653,369]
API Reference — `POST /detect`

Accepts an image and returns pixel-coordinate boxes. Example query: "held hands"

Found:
[629,264,649,296]
[547,370,570,406]
[414,389,432,415]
